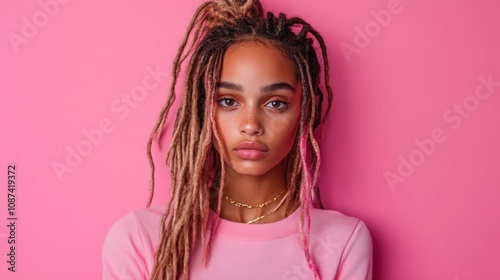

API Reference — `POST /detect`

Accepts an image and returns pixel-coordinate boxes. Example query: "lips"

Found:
[234,141,268,151]
[234,141,268,160]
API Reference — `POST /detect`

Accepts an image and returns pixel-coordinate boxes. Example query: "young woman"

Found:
[102,0,373,279]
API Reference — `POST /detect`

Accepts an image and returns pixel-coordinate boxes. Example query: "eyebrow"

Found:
[216,81,296,94]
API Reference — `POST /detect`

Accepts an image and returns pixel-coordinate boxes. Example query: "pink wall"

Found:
[1,0,499,279]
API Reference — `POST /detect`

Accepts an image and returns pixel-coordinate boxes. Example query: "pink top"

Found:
[102,204,373,280]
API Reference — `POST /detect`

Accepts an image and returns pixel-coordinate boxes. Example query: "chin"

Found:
[226,161,274,177]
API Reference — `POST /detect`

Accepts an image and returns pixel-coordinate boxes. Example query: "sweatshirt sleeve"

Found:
[102,212,148,280]
[335,220,373,280]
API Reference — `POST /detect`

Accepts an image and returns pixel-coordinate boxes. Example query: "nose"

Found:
[239,106,263,136]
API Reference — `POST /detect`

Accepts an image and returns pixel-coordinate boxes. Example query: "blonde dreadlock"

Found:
[145,0,333,279]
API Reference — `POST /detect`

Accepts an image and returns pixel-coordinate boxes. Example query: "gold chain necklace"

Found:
[222,188,287,208]
[246,191,289,224]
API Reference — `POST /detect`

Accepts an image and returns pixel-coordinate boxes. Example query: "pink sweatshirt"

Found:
[102,204,372,280]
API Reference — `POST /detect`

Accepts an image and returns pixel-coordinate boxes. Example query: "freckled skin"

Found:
[214,42,301,175]
[211,41,302,223]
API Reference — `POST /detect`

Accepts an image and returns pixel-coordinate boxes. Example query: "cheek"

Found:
[269,103,301,135]
[269,113,300,147]
[271,117,298,136]
[212,113,225,152]
[212,112,235,154]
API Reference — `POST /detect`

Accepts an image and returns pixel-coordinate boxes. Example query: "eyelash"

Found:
[266,100,288,111]
[216,97,288,112]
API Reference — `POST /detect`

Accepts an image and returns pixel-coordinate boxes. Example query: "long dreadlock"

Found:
[145,0,333,279]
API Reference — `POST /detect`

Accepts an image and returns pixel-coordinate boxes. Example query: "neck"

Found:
[210,160,298,223]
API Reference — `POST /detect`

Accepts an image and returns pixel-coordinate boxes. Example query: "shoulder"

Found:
[308,207,373,278]
[309,207,368,233]
[101,204,167,280]
[306,207,373,279]
[104,204,166,240]
[308,207,372,255]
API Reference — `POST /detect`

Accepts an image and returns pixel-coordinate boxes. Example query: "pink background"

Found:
[1,0,499,279]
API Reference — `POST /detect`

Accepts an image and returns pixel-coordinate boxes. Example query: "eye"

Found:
[265,100,287,110]
[217,98,239,108]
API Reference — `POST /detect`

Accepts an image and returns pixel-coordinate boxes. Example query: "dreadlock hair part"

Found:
[145,0,333,279]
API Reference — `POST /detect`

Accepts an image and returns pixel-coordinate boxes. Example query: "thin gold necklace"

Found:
[246,191,289,224]
[222,188,287,208]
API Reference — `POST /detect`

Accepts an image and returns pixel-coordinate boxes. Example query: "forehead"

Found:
[219,42,297,84]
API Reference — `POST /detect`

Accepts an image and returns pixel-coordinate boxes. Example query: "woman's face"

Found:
[213,41,302,176]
